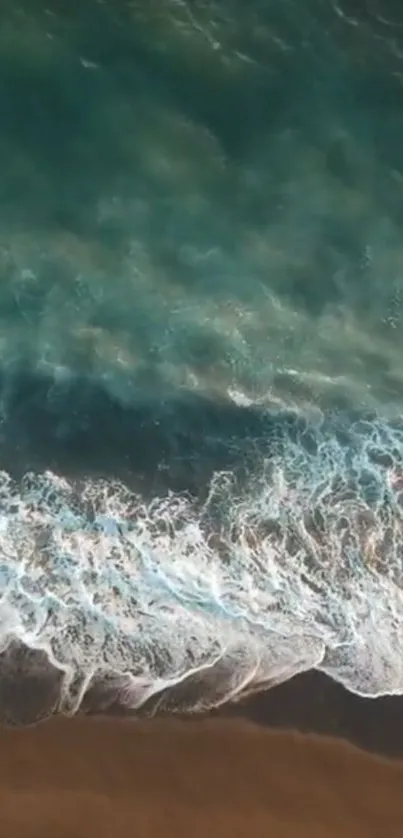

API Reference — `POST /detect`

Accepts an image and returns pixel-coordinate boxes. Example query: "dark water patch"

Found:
[225,668,403,760]
[0,639,62,726]
[0,366,283,498]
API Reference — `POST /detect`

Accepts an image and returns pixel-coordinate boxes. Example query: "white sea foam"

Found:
[1,408,403,711]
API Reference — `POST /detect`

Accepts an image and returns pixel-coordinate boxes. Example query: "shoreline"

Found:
[2,640,403,759]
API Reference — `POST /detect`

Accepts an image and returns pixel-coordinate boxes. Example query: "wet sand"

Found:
[227,669,403,759]
[0,714,402,837]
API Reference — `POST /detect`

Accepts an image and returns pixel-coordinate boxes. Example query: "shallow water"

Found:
[1,0,403,711]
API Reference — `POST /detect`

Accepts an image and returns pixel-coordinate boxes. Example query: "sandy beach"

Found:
[0,712,401,837]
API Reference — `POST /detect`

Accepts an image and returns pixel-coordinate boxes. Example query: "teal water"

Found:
[1,0,403,713]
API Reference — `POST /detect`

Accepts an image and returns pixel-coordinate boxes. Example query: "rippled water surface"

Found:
[1,0,403,714]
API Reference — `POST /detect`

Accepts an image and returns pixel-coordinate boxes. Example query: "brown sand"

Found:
[0,715,402,837]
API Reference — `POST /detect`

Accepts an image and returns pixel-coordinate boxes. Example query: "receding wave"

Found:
[1,368,403,722]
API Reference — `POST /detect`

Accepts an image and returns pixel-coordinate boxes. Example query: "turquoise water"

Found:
[1,1,403,713]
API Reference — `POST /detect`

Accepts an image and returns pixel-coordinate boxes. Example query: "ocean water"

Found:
[1,0,403,716]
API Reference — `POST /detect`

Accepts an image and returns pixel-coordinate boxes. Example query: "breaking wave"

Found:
[1,371,403,719]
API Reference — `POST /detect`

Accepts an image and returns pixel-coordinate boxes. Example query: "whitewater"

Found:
[1,388,403,715]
